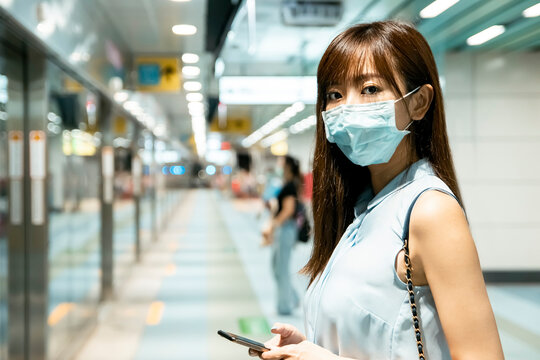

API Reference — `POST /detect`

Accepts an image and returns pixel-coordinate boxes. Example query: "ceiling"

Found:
[96,0,209,144]
[95,0,540,151]
[220,0,540,139]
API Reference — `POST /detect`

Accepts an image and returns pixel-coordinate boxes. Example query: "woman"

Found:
[251,21,504,359]
[262,155,302,315]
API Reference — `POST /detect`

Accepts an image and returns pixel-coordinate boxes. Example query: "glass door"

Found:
[46,63,101,359]
[0,39,25,360]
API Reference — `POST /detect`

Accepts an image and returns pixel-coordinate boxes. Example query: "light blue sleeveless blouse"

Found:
[304,158,455,360]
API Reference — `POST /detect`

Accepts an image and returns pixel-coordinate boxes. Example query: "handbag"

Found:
[295,200,311,243]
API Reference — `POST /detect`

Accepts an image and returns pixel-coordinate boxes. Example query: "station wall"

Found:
[445,51,540,271]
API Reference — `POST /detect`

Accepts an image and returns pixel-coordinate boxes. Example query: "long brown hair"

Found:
[283,155,303,197]
[303,21,463,285]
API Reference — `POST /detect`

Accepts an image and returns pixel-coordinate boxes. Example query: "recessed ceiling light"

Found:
[182,53,199,63]
[184,81,202,91]
[523,3,540,18]
[182,66,200,77]
[188,102,204,112]
[466,25,505,46]
[170,0,191,2]
[420,0,460,19]
[186,92,203,102]
[189,107,205,117]
[172,24,197,35]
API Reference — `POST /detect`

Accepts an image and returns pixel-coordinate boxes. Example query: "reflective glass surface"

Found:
[139,131,154,250]
[0,70,8,360]
[113,140,136,290]
[0,44,24,360]
[46,64,101,359]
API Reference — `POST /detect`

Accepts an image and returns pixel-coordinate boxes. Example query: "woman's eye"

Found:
[326,91,342,101]
[362,85,378,95]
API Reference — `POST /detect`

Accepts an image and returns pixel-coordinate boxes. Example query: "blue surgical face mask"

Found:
[321,86,420,166]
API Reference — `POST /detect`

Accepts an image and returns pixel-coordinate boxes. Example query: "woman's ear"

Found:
[410,84,434,120]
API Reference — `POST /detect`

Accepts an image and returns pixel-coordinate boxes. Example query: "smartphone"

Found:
[217,330,270,352]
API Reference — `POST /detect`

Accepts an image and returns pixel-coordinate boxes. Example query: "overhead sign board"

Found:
[210,115,251,135]
[136,57,181,92]
[219,76,317,104]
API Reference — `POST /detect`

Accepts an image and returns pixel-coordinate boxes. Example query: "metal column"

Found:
[99,97,114,301]
[25,47,48,360]
[4,40,26,360]
[132,125,142,262]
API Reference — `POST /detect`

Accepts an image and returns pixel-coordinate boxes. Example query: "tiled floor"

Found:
[75,189,540,360]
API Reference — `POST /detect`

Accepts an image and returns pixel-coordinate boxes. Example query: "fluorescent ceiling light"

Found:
[191,120,205,134]
[523,3,540,17]
[261,130,288,148]
[291,102,305,112]
[215,57,225,78]
[289,115,317,134]
[191,116,206,126]
[242,102,306,147]
[184,81,202,92]
[186,92,203,102]
[114,91,129,103]
[182,53,199,63]
[420,0,459,19]
[466,25,505,46]
[182,66,200,77]
[123,101,141,112]
[189,107,205,117]
[172,24,197,35]
[188,102,204,111]
[170,0,191,2]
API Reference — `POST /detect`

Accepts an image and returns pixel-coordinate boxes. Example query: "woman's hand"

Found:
[248,323,306,358]
[260,340,338,360]
[261,223,274,246]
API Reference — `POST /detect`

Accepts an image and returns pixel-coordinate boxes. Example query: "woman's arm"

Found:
[273,195,296,227]
[410,190,505,360]
[261,196,296,245]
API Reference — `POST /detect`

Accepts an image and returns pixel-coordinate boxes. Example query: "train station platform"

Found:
[73,189,311,360]
[69,189,539,360]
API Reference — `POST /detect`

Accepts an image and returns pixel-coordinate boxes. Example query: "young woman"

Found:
[262,155,302,315]
[251,21,504,360]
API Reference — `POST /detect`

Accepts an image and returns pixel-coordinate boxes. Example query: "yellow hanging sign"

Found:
[136,57,182,92]
[210,114,251,135]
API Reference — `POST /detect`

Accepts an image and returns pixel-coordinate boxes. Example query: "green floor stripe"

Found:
[238,317,271,336]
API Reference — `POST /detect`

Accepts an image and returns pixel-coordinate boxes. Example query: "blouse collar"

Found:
[354,158,434,217]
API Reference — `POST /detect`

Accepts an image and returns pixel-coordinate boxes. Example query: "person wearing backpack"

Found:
[262,155,303,315]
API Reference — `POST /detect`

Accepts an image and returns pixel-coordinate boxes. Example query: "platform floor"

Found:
[74,189,540,360]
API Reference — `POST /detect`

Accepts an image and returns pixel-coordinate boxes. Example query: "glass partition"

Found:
[0,58,9,360]
[112,118,136,290]
[46,64,101,359]
[0,41,24,360]
[139,131,155,250]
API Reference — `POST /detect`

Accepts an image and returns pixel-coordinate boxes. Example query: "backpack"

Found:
[295,201,311,243]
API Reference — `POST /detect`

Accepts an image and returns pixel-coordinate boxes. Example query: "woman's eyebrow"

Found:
[327,74,384,88]
[351,73,384,83]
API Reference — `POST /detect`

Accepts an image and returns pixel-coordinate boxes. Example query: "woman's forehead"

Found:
[336,55,384,83]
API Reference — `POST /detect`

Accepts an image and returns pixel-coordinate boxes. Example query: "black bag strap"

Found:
[402,187,459,360]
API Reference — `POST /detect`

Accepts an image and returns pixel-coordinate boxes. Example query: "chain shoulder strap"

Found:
[402,187,461,360]
[403,237,425,360]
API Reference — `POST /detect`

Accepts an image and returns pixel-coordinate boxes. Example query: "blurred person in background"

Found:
[262,155,302,315]
[261,165,283,211]
[252,21,503,360]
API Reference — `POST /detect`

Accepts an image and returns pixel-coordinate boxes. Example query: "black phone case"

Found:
[217,330,270,352]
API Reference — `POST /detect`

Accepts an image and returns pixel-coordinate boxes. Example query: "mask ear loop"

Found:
[395,85,422,103]
[398,85,423,131]
[403,120,414,131]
